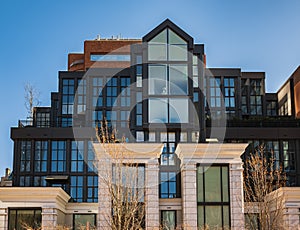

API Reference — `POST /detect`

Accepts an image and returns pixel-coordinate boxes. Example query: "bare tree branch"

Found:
[24,83,40,118]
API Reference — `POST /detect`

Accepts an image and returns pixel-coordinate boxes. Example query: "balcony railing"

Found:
[18,119,33,128]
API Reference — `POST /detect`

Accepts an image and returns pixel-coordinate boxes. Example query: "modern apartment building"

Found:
[0,19,300,229]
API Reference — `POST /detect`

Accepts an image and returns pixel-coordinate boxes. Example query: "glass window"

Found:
[161,210,176,230]
[180,132,187,142]
[169,65,188,95]
[87,141,97,172]
[160,172,177,198]
[209,77,221,108]
[136,131,144,142]
[34,141,48,172]
[92,77,103,107]
[224,77,235,108]
[106,110,117,128]
[149,98,168,123]
[87,176,98,203]
[61,117,73,127]
[34,176,46,186]
[9,209,42,230]
[90,54,130,61]
[20,140,31,172]
[112,165,145,202]
[148,29,187,61]
[62,79,74,115]
[106,77,118,107]
[197,165,230,229]
[149,132,156,142]
[70,176,84,202]
[35,112,50,127]
[77,79,86,114]
[148,30,167,61]
[121,110,129,128]
[51,141,66,172]
[120,77,130,107]
[93,110,103,128]
[148,65,167,95]
[169,98,188,123]
[71,141,84,172]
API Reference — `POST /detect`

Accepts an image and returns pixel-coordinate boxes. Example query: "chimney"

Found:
[5,168,10,178]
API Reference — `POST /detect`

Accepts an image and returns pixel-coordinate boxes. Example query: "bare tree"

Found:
[24,83,40,118]
[95,121,145,230]
[243,145,286,230]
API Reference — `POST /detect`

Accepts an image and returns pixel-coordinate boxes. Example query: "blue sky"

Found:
[0,0,299,175]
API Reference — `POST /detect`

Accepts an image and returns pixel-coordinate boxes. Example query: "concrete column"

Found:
[284,207,300,229]
[42,207,58,229]
[98,158,112,230]
[145,159,160,230]
[229,162,245,230]
[181,160,197,229]
[0,207,8,230]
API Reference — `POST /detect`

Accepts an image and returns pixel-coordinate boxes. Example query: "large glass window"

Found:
[283,141,296,173]
[74,214,96,229]
[51,141,66,172]
[92,77,103,107]
[106,77,118,107]
[149,64,167,95]
[267,101,277,116]
[250,79,262,115]
[62,79,75,114]
[9,209,42,230]
[70,176,84,202]
[160,172,177,198]
[149,98,168,123]
[210,77,221,107]
[77,79,86,114]
[224,77,235,108]
[148,64,188,95]
[34,141,48,172]
[111,165,145,206]
[71,141,84,172]
[120,77,131,107]
[197,165,230,229]
[20,141,31,172]
[149,98,188,123]
[87,141,97,172]
[148,29,187,61]
[241,79,248,114]
[87,175,98,202]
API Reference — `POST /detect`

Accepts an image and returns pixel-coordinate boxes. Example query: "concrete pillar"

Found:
[42,207,58,229]
[284,207,300,229]
[145,159,160,230]
[0,207,8,230]
[229,162,245,230]
[98,158,112,230]
[181,160,197,229]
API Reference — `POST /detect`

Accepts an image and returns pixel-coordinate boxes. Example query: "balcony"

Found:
[18,119,33,128]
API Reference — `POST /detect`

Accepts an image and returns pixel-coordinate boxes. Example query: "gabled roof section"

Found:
[143,19,194,49]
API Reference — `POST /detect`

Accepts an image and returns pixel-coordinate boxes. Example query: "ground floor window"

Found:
[74,214,96,229]
[9,208,42,230]
[197,165,230,229]
[161,210,176,230]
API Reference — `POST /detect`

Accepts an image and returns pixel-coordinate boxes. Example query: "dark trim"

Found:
[143,19,194,49]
